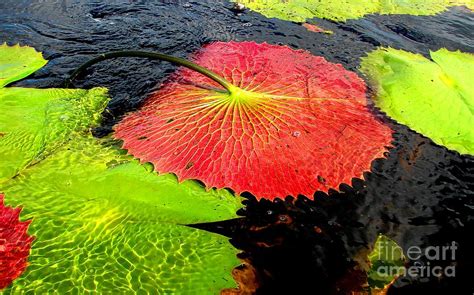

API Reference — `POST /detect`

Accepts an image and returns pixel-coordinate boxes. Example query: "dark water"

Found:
[1,1,473,294]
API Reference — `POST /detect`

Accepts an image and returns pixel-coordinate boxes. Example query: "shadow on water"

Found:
[1,0,473,293]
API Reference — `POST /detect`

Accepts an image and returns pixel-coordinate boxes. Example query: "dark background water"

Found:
[1,1,473,294]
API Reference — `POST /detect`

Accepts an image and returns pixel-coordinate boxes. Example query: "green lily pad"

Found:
[360,47,474,155]
[0,87,109,183]
[0,43,47,88]
[368,234,406,289]
[236,0,474,22]
[0,44,109,183]
[0,44,242,293]
[1,136,242,293]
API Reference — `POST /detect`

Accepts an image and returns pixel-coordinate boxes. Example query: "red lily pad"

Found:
[0,194,33,289]
[115,41,392,199]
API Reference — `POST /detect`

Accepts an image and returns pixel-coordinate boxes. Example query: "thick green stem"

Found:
[64,50,235,93]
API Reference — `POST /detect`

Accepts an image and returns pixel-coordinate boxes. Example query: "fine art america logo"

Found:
[375,241,458,279]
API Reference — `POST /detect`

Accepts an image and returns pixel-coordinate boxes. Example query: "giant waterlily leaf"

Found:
[1,136,242,293]
[0,45,109,183]
[236,0,474,22]
[0,44,242,292]
[361,48,474,155]
[115,41,393,200]
[0,194,33,289]
[0,43,47,88]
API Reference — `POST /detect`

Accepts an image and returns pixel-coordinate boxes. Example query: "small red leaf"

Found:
[115,42,392,199]
[0,194,33,289]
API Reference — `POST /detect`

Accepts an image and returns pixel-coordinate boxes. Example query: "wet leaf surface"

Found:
[0,43,47,88]
[0,194,33,289]
[1,137,242,293]
[361,47,474,155]
[0,44,109,183]
[116,41,393,200]
[237,0,474,22]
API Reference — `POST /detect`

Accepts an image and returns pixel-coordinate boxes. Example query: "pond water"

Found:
[1,1,473,294]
